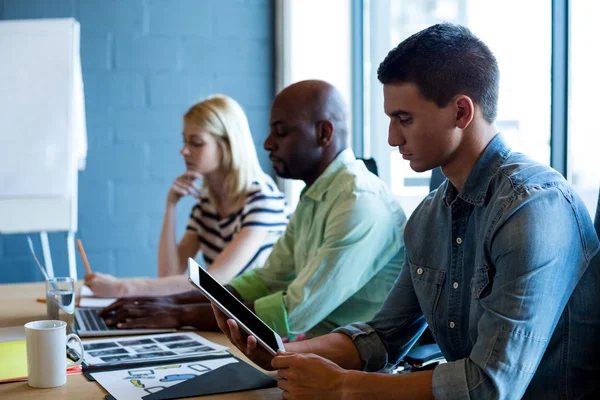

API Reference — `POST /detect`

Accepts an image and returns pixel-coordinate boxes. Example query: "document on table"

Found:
[91,357,239,400]
[71,332,228,366]
[78,285,116,308]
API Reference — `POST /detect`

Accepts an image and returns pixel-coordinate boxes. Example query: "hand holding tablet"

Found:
[187,258,285,357]
[211,305,280,371]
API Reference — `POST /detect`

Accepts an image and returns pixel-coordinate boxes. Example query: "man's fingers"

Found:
[277,367,290,380]
[245,335,259,358]
[104,306,151,325]
[247,335,258,348]
[271,353,297,369]
[211,304,228,321]
[281,392,291,400]
[212,306,273,370]
[227,319,248,350]
[99,299,128,316]
[277,379,289,390]
[116,317,152,329]
[100,296,155,315]
[212,305,232,339]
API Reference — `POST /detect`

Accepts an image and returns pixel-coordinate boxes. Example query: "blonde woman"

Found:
[84,95,289,297]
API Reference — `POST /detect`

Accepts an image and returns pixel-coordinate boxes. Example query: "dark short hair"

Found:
[377,23,499,122]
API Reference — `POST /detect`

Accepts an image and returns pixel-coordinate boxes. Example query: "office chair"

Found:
[393,167,447,373]
[355,157,445,373]
[358,157,379,177]
[392,338,445,374]
[429,167,446,192]
[595,188,600,239]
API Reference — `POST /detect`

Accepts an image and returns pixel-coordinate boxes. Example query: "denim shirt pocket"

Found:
[471,265,492,299]
[410,263,445,335]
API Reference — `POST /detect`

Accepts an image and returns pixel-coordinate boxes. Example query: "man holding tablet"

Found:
[101,80,407,340]
[188,257,285,356]
[215,24,600,399]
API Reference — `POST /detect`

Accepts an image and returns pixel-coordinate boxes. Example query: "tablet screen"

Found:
[196,265,281,352]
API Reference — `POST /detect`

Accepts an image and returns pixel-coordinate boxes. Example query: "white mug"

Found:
[24,320,84,388]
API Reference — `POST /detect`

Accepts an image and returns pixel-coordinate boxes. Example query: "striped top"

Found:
[186,174,289,275]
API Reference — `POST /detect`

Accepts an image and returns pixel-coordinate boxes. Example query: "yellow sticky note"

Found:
[0,340,27,383]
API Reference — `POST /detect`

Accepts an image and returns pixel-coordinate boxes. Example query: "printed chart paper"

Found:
[70,332,227,366]
[90,357,239,400]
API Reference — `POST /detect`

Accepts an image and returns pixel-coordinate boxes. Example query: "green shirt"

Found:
[229,149,406,337]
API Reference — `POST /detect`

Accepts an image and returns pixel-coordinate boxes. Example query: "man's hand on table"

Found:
[99,296,183,329]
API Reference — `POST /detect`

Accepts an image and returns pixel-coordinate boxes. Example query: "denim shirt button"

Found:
[453,281,459,289]
[456,237,463,244]
[449,321,455,328]
[417,267,424,275]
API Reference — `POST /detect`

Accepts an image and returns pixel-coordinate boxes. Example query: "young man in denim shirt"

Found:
[595,189,600,238]
[215,24,600,399]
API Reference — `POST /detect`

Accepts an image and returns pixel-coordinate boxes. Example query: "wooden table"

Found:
[0,282,281,399]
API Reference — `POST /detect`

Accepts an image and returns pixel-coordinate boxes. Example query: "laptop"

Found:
[73,285,176,337]
[74,307,176,337]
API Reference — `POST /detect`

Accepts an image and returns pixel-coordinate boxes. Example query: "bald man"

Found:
[101,80,406,338]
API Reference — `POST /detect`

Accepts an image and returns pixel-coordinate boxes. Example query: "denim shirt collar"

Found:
[443,133,511,207]
[301,148,355,202]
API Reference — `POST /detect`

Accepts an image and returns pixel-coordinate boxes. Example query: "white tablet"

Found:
[187,258,285,356]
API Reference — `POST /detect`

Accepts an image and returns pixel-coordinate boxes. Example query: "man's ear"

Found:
[454,95,475,130]
[316,120,334,147]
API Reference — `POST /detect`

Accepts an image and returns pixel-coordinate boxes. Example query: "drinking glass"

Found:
[45,277,75,334]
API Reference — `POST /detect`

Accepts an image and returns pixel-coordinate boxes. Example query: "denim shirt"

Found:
[595,189,600,239]
[335,134,600,399]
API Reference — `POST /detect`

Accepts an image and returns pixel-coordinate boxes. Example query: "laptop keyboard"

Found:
[76,308,115,332]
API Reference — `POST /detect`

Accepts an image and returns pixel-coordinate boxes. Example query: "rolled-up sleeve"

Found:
[432,360,471,398]
[334,322,390,372]
[229,270,271,302]
[253,290,289,337]
[334,264,427,372]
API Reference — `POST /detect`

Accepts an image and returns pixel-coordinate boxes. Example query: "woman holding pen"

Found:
[84,95,289,297]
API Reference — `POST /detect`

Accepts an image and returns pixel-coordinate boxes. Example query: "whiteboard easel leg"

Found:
[40,232,54,279]
[67,231,77,280]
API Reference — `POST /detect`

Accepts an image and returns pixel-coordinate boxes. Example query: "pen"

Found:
[76,239,93,275]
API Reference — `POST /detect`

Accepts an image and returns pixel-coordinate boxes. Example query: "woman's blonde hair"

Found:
[184,95,263,209]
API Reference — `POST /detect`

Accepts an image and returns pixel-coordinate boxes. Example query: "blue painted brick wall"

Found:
[0,0,274,283]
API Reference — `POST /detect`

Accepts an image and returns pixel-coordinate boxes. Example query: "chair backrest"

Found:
[595,188,600,239]
[359,157,379,177]
[429,167,445,192]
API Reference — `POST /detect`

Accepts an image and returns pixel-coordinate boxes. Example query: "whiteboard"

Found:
[0,18,87,233]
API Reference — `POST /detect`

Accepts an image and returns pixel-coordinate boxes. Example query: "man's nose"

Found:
[264,134,275,151]
[388,127,405,147]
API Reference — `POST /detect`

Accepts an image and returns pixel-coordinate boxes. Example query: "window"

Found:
[568,0,600,217]
[275,0,352,210]
[365,0,552,215]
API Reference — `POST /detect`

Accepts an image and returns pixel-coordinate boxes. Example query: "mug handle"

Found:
[66,333,85,367]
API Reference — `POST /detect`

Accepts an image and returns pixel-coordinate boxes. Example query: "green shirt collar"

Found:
[300,148,356,202]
